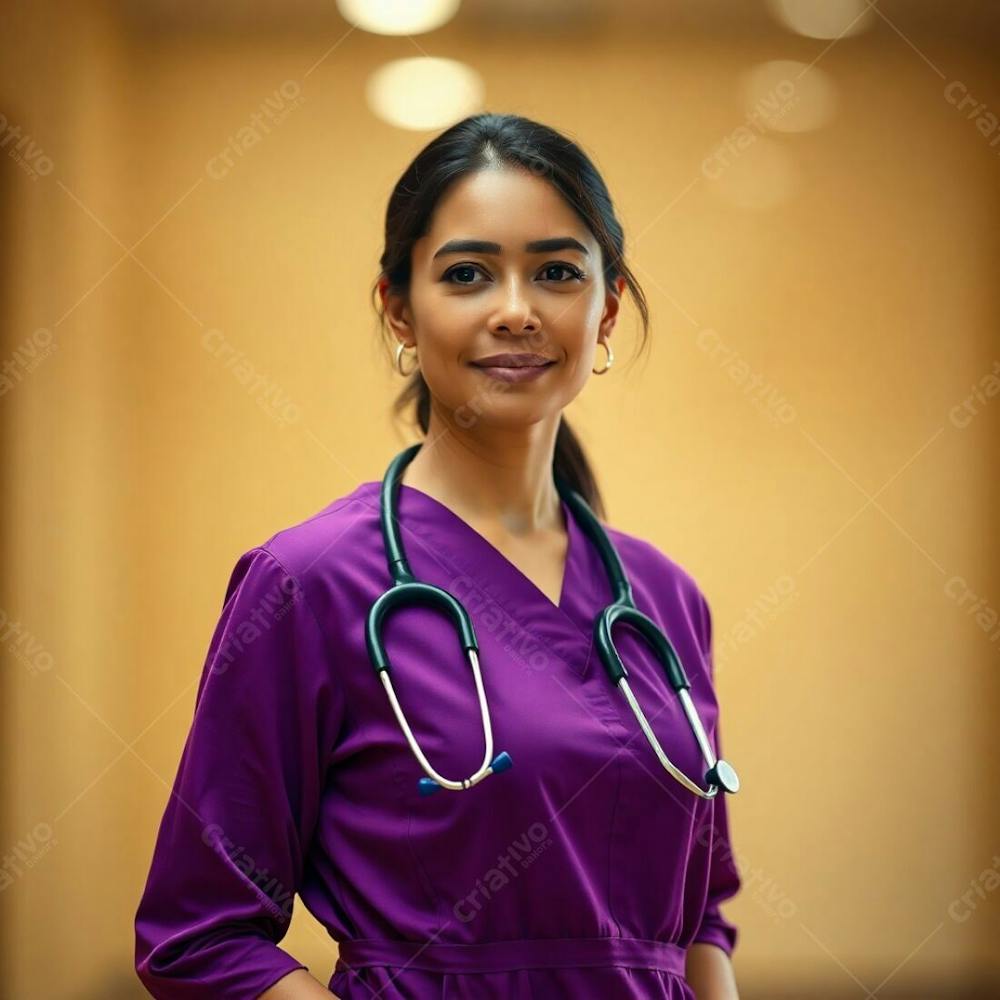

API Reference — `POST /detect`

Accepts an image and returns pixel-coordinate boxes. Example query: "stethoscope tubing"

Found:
[366,443,739,799]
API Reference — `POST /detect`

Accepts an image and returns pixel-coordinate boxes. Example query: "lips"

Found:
[470,353,556,368]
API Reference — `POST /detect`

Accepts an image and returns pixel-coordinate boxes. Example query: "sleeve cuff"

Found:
[137,931,308,999]
[690,918,738,959]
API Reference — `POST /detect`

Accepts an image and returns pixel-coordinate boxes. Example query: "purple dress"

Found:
[134,480,741,999]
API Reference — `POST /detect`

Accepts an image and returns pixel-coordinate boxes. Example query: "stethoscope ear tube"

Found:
[595,605,690,691]
[366,582,478,673]
[596,606,740,798]
[561,478,740,796]
[367,444,514,795]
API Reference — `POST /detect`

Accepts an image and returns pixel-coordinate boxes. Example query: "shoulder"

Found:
[226,481,383,598]
[600,520,713,649]
[601,520,708,603]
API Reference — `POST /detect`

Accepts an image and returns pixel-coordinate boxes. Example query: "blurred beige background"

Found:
[1,0,998,997]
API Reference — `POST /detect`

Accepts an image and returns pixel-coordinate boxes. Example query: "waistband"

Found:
[335,935,687,977]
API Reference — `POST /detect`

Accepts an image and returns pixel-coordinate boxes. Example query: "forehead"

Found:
[418,168,593,254]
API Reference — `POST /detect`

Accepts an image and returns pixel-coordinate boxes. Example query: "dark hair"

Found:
[371,112,650,521]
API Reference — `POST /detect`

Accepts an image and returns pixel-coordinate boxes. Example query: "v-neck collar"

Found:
[396,481,574,613]
[355,480,606,652]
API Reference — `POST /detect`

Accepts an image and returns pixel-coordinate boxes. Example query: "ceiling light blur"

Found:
[337,0,460,36]
[765,0,874,39]
[741,60,837,133]
[367,57,483,131]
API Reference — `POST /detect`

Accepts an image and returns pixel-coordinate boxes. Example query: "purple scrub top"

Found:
[134,479,741,999]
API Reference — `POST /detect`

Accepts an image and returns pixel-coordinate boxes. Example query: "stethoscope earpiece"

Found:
[418,778,441,797]
[418,751,514,797]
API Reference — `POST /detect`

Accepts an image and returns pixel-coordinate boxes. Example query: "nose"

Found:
[487,275,540,337]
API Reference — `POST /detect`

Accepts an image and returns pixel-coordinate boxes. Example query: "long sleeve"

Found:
[135,546,345,999]
[690,591,742,957]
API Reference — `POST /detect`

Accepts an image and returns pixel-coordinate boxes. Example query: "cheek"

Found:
[550,291,604,348]
[412,285,481,342]
[581,289,607,330]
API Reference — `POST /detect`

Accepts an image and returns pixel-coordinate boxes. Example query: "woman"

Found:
[134,112,742,999]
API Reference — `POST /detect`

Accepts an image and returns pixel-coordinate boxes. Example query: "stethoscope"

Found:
[366,443,740,800]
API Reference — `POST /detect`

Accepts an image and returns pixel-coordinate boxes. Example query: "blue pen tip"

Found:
[418,777,441,796]
[491,751,513,773]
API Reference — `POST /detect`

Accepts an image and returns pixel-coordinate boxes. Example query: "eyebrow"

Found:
[432,237,589,260]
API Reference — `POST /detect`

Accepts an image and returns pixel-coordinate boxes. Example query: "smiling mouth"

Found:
[471,362,557,370]
[469,355,557,369]
[468,359,557,384]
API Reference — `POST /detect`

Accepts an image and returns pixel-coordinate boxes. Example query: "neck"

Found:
[399,403,563,537]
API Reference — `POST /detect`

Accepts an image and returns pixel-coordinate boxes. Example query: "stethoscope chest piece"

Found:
[706,759,740,795]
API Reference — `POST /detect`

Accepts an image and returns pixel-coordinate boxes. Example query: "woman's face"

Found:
[382,167,625,430]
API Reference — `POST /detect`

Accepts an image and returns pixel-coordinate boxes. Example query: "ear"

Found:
[599,274,627,341]
[379,276,415,347]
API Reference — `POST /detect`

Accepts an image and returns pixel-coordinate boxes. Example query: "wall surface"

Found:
[1,1,998,997]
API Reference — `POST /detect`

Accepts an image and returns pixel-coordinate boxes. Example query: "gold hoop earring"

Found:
[395,341,419,376]
[592,340,614,375]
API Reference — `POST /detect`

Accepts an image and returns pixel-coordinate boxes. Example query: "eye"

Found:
[442,264,486,285]
[540,263,586,282]
[441,262,587,285]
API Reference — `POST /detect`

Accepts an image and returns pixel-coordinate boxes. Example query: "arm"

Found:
[686,591,742,999]
[259,968,334,999]
[685,942,740,999]
[134,547,345,999]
